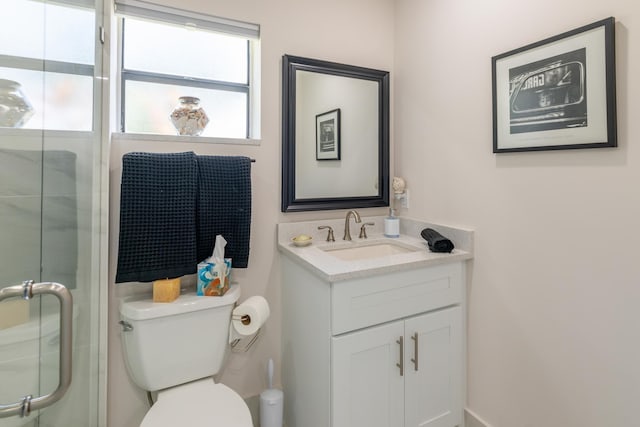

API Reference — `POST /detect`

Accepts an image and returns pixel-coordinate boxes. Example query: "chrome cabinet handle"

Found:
[0,281,73,418]
[411,332,419,371]
[396,336,404,376]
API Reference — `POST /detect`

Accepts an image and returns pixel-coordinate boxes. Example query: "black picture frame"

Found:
[492,17,616,153]
[316,109,341,160]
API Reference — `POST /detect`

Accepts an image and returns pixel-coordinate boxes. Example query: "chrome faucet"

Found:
[343,210,362,241]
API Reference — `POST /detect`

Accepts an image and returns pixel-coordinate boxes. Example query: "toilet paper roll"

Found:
[231,296,270,337]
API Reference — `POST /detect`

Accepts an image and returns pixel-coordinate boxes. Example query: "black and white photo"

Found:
[509,48,587,134]
[316,109,341,160]
[492,17,616,152]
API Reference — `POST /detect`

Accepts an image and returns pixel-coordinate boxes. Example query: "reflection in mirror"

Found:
[282,55,389,212]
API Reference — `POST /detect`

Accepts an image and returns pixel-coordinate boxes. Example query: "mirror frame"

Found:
[281,54,390,212]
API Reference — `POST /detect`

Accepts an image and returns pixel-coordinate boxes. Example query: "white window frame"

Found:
[114,0,261,142]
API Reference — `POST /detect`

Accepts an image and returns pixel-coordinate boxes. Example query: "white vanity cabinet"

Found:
[281,254,466,427]
[332,306,462,427]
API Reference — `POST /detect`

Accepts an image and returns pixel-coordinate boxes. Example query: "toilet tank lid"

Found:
[120,285,241,321]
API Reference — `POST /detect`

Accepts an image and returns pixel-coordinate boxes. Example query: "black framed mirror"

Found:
[281,54,390,212]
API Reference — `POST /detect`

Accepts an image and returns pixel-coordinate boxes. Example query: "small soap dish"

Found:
[292,234,313,247]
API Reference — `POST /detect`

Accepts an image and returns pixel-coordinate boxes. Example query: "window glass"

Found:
[120,14,254,138]
[124,80,247,138]
[123,18,248,84]
[0,67,93,131]
[0,0,95,65]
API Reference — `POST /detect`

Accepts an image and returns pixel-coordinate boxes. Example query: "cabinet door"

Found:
[332,321,405,427]
[404,306,462,427]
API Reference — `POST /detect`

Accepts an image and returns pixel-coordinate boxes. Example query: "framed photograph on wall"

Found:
[316,108,341,160]
[492,17,616,153]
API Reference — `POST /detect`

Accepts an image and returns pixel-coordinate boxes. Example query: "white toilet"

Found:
[119,284,253,427]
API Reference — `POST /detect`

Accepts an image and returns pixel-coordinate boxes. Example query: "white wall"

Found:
[394,1,640,426]
[106,1,394,426]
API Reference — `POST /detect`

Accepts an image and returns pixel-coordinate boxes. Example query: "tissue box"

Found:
[197,258,231,296]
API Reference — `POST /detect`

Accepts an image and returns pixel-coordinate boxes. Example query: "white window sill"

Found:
[111,132,261,146]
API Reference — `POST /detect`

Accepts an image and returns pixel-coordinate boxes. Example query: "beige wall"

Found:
[109,1,640,426]
[107,1,394,426]
[394,1,640,426]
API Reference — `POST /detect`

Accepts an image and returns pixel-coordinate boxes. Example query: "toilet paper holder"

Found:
[230,328,262,353]
[229,295,269,353]
[232,314,252,325]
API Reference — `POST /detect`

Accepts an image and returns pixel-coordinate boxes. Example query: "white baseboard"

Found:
[465,408,493,427]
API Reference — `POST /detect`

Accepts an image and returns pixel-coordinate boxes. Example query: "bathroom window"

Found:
[115,1,261,139]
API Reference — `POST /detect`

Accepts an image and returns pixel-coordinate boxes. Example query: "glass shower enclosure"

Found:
[0,0,106,426]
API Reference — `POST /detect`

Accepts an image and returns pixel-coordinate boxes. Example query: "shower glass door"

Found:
[0,0,105,426]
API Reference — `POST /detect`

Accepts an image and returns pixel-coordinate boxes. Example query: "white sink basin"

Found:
[321,241,422,261]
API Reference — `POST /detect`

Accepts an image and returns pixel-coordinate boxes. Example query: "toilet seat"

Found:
[140,378,253,427]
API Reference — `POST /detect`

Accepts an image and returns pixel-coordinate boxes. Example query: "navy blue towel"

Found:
[115,152,198,283]
[196,156,252,268]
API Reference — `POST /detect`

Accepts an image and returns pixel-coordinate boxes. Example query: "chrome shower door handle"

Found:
[0,281,73,418]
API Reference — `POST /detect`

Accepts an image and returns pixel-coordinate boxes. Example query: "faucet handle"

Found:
[318,225,335,242]
[359,222,375,239]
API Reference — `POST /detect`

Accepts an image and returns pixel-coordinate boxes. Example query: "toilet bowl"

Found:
[140,378,251,427]
[119,285,252,427]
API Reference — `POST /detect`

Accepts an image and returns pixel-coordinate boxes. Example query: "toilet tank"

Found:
[119,285,241,392]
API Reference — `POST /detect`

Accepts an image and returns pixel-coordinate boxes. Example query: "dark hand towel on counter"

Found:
[421,228,455,253]
[196,156,252,268]
[116,152,198,283]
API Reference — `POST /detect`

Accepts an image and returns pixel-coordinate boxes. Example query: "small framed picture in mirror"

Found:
[316,109,341,160]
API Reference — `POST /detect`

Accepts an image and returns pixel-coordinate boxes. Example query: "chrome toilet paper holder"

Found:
[232,314,252,325]
[230,328,262,353]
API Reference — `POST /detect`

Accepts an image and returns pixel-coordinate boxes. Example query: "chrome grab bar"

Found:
[0,281,73,418]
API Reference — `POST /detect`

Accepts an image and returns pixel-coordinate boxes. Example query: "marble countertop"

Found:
[277,216,474,282]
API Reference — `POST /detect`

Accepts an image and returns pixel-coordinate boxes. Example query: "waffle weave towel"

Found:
[116,152,198,283]
[196,156,252,268]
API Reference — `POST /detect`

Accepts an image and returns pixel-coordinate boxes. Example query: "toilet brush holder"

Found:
[260,388,283,427]
[260,358,283,427]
